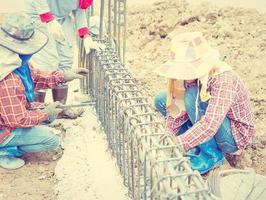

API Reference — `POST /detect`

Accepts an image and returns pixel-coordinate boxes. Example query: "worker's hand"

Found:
[159,132,185,155]
[83,35,106,54]
[63,68,89,82]
[47,20,66,44]
[43,102,63,123]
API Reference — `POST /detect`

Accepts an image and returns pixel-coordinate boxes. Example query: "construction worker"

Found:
[154,32,256,174]
[25,0,104,109]
[0,13,88,170]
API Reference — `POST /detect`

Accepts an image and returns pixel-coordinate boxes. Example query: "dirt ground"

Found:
[0,0,266,199]
[126,0,266,174]
[0,151,59,200]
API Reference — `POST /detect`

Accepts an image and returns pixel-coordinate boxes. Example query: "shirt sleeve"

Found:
[36,0,54,22]
[30,65,65,90]
[0,77,49,128]
[166,112,189,134]
[178,73,238,151]
[79,0,93,9]
[73,9,89,37]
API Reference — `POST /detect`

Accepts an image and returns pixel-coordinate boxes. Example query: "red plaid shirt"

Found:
[166,71,256,152]
[0,66,65,144]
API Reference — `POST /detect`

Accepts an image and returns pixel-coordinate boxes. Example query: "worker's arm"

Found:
[79,0,93,9]
[165,80,196,135]
[34,0,54,23]
[73,0,94,37]
[165,112,190,134]
[73,9,89,37]
[30,65,65,90]
[0,75,49,128]
[31,0,65,42]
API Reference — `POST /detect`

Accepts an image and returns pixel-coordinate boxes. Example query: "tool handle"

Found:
[29,101,95,110]
[58,102,95,109]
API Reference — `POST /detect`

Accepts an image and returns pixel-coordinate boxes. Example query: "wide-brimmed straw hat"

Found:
[0,13,48,55]
[155,32,220,80]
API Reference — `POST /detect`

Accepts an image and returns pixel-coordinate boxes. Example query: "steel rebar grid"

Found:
[78,40,212,200]
[104,0,127,64]
[77,1,214,199]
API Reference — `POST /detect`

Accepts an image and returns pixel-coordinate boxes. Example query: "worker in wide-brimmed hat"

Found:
[24,0,105,110]
[154,32,256,174]
[0,13,88,170]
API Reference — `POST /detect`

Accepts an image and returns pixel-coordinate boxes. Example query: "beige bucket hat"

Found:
[0,13,48,55]
[155,32,220,80]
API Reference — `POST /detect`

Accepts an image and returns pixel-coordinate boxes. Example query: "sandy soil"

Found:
[0,86,130,200]
[53,107,129,200]
[186,0,266,13]
[0,152,58,200]
[126,0,266,174]
[0,0,266,199]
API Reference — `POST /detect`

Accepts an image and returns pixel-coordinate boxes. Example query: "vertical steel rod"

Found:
[108,0,112,42]
[123,0,127,64]
[99,0,105,40]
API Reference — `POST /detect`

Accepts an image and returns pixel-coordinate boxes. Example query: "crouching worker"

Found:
[154,32,256,174]
[0,13,88,170]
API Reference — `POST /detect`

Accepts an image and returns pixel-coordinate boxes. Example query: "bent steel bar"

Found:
[78,40,212,200]
[104,0,127,64]
[78,1,213,199]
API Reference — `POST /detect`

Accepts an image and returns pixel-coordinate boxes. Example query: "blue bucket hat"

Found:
[0,13,48,55]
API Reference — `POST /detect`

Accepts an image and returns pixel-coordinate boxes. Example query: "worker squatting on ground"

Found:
[25,0,104,106]
[154,32,256,174]
[0,14,88,170]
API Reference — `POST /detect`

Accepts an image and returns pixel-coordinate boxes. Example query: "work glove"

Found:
[63,68,89,82]
[47,20,66,44]
[43,102,63,123]
[83,35,106,54]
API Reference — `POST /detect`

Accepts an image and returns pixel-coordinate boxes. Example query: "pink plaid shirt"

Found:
[166,71,256,152]
[0,65,65,144]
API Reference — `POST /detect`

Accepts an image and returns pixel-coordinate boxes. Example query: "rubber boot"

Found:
[188,152,214,174]
[52,84,68,104]
[199,138,224,168]
[0,156,25,170]
[188,138,224,174]
[187,147,214,174]
[35,90,46,103]
[0,146,24,157]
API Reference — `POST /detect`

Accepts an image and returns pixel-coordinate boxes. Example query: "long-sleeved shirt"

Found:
[166,71,256,152]
[36,0,93,37]
[0,66,65,144]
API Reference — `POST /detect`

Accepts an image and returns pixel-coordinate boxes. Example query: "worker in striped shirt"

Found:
[154,32,256,174]
[0,14,88,170]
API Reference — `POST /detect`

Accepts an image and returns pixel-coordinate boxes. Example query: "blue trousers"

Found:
[154,87,238,153]
[0,126,60,157]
